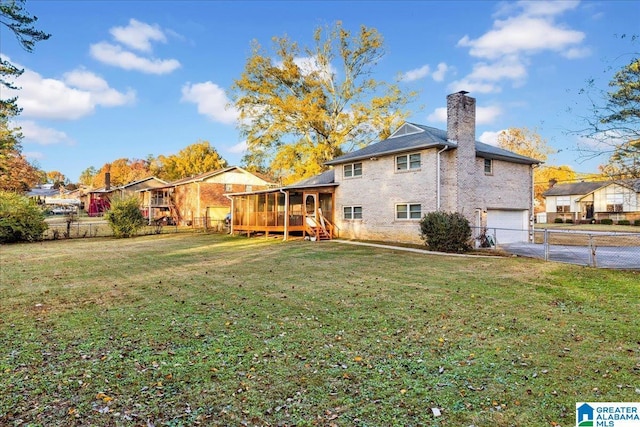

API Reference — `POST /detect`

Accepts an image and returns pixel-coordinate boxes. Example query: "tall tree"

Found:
[1,0,51,119]
[91,158,151,188]
[574,36,639,178]
[0,150,42,192]
[153,141,227,181]
[78,166,97,186]
[232,22,415,184]
[497,127,575,210]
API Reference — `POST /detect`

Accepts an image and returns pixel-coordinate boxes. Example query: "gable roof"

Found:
[324,122,540,166]
[542,180,625,197]
[151,166,276,189]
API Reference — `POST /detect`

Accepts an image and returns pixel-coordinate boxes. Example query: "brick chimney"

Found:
[447,91,478,216]
[105,172,111,190]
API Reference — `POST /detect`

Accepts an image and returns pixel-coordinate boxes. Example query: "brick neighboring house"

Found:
[543,179,640,224]
[84,175,167,216]
[139,166,276,227]
[229,92,540,244]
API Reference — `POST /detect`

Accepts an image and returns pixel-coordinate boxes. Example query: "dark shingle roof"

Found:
[287,169,335,188]
[542,181,608,196]
[325,122,540,165]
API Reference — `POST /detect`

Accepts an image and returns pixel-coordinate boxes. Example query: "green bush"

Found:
[634,220,640,226]
[419,211,471,253]
[617,220,630,225]
[601,219,614,225]
[105,196,146,238]
[565,218,574,224]
[554,218,564,223]
[0,191,48,243]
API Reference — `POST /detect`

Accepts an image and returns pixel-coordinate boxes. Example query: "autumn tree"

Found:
[497,127,575,211]
[152,141,227,181]
[46,170,67,188]
[78,166,97,186]
[232,21,415,184]
[1,0,51,119]
[574,35,639,178]
[91,158,151,188]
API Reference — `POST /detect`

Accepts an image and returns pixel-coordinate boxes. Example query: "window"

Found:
[396,203,421,220]
[245,185,252,192]
[396,153,421,171]
[343,206,362,220]
[606,193,624,212]
[225,184,233,192]
[484,158,493,175]
[556,196,570,213]
[344,162,363,178]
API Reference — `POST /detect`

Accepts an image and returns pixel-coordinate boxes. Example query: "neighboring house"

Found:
[543,179,640,223]
[139,166,276,226]
[84,175,167,216]
[229,92,540,245]
[27,184,82,213]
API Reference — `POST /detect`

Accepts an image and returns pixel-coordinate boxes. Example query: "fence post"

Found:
[544,229,549,261]
[588,234,597,268]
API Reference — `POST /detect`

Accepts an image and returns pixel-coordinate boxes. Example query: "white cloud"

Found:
[432,63,450,82]
[479,130,503,146]
[458,16,585,60]
[5,63,135,120]
[109,19,167,52]
[427,107,447,123]
[181,81,238,124]
[90,42,181,74]
[400,65,430,82]
[227,140,248,154]
[476,105,502,124]
[426,105,502,125]
[15,120,73,145]
[454,1,586,94]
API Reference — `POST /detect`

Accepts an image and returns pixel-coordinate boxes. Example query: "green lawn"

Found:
[1,234,638,426]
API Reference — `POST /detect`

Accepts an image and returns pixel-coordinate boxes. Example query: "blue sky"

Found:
[2,0,638,182]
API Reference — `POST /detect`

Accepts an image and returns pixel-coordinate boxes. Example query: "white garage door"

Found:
[486,209,529,244]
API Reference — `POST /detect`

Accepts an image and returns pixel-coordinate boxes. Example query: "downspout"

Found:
[530,164,537,242]
[436,146,449,210]
[279,188,289,241]
[224,194,234,234]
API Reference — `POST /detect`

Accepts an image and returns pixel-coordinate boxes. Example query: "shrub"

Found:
[565,218,574,224]
[554,218,564,223]
[419,211,471,253]
[617,220,630,225]
[634,220,640,226]
[0,191,48,243]
[105,196,146,238]
[601,219,614,225]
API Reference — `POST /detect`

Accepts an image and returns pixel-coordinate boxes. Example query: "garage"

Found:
[486,209,529,244]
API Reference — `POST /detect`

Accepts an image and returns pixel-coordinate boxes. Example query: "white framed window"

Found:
[556,196,570,213]
[484,158,493,175]
[225,184,233,192]
[396,203,421,220]
[606,193,624,212]
[245,185,252,192]
[343,206,362,220]
[396,153,421,171]
[343,162,363,178]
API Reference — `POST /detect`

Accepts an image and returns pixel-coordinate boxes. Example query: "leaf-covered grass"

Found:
[1,234,638,426]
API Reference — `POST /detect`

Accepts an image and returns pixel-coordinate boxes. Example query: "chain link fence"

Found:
[483,227,640,270]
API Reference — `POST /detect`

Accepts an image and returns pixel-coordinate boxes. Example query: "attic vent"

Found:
[390,123,422,138]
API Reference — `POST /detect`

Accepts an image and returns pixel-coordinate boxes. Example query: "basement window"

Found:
[396,203,421,220]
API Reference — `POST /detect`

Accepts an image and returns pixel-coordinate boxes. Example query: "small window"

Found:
[344,162,363,178]
[556,196,570,213]
[396,203,421,220]
[484,158,493,175]
[396,153,421,171]
[245,185,252,192]
[225,184,233,192]
[343,206,362,220]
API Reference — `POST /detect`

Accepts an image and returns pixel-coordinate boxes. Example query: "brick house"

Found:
[139,166,276,227]
[543,179,640,224]
[84,175,167,216]
[229,92,540,244]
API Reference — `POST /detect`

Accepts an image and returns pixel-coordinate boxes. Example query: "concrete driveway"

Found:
[501,242,640,270]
